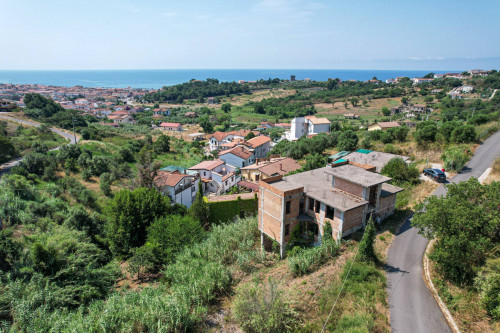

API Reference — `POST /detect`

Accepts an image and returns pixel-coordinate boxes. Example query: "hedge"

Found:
[205,194,258,225]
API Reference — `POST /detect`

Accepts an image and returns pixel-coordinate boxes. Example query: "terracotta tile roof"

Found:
[237,180,259,191]
[258,157,301,176]
[247,135,272,148]
[210,131,231,142]
[305,116,331,125]
[219,146,254,160]
[189,159,225,171]
[375,122,400,129]
[222,172,235,181]
[233,129,252,137]
[159,122,181,127]
[154,171,191,187]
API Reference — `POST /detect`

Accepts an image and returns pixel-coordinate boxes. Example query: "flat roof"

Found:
[324,164,390,187]
[270,167,370,211]
[380,183,405,198]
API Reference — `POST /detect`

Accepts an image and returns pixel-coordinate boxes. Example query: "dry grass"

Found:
[429,260,499,333]
[485,158,500,184]
[315,97,402,117]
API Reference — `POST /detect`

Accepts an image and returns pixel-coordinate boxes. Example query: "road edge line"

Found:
[423,239,461,333]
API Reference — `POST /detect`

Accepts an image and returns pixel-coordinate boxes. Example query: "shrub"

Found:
[338,130,358,151]
[441,146,470,171]
[414,122,438,146]
[233,279,298,333]
[380,157,419,184]
[287,239,339,277]
[450,124,476,143]
[474,258,500,320]
[380,131,394,144]
[383,144,402,155]
[358,218,377,262]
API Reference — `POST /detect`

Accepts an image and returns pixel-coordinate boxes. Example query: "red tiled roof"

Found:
[222,172,235,181]
[237,180,259,191]
[210,131,231,142]
[159,122,181,127]
[247,135,272,148]
[189,159,225,171]
[219,146,254,160]
[154,171,191,187]
[258,158,301,176]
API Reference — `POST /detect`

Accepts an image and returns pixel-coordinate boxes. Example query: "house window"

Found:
[231,176,234,181]
[326,206,334,220]
[309,198,314,210]
[285,223,290,236]
[225,180,228,186]
[314,200,321,213]
[286,201,291,214]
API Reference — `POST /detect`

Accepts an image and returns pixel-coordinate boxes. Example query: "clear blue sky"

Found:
[1,0,499,70]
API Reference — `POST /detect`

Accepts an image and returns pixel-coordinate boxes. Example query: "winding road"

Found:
[0,113,79,175]
[386,129,500,333]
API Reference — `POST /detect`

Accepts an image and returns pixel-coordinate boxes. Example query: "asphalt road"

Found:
[386,129,500,333]
[0,114,79,175]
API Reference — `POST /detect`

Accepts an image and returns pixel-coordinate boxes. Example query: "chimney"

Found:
[280,163,283,171]
[256,158,259,165]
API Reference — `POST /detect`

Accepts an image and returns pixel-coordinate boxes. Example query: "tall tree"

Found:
[137,145,161,189]
[188,182,210,227]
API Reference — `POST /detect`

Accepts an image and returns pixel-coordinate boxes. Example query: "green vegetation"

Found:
[205,194,258,225]
[233,278,299,333]
[413,179,499,287]
[287,239,339,277]
[381,157,420,184]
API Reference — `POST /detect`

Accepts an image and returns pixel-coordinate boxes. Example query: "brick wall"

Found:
[379,194,396,219]
[334,177,364,197]
[343,205,365,232]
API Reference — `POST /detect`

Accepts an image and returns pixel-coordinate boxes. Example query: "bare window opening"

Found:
[285,223,290,236]
[309,198,314,210]
[314,200,321,213]
[286,201,291,214]
[326,206,334,220]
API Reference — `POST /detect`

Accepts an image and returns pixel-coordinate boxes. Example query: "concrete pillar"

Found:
[280,243,286,259]
[261,232,264,251]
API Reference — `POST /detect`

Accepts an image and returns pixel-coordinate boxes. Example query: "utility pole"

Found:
[71,117,76,144]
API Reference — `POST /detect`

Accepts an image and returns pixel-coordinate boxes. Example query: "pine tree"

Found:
[358,216,377,262]
[188,181,210,227]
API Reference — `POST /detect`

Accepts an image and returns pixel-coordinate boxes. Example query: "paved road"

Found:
[386,129,500,333]
[0,114,79,175]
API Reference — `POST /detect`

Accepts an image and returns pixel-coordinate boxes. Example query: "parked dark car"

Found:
[423,168,446,182]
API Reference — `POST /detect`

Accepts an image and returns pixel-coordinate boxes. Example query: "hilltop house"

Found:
[368,122,400,131]
[188,160,240,194]
[159,122,183,131]
[154,171,199,208]
[258,164,403,257]
[284,116,331,141]
[209,131,234,151]
[241,157,301,182]
[108,110,134,124]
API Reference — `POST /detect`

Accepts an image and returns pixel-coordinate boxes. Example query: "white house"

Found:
[209,131,234,151]
[284,115,331,141]
[154,171,199,208]
[159,122,183,131]
[188,159,240,194]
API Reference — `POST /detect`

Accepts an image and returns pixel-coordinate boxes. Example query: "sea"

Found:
[0,69,460,89]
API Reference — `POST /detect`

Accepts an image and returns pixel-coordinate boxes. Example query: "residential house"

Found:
[108,110,134,124]
[185,111,197,118]
[260,122,274,129]
[258,164,403,257]
[219,146,255,168]
[241,157,301,182]
[367,122,400,131]
[343,113,359,119]
[412,77,434,84]
[153,108,171,116]
[385,79,396,84]
[159,122,183,131]
[154,171,198,208]
[209,131,234,151]
[207,97,216,105]
[188,160,240,194]
[284,115,331,141]
[247,135,272,158]
[275,123,291,129]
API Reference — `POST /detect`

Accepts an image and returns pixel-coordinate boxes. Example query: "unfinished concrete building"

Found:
[258,164,403,258]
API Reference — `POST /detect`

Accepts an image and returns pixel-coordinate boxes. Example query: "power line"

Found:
[320,224,368,333]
